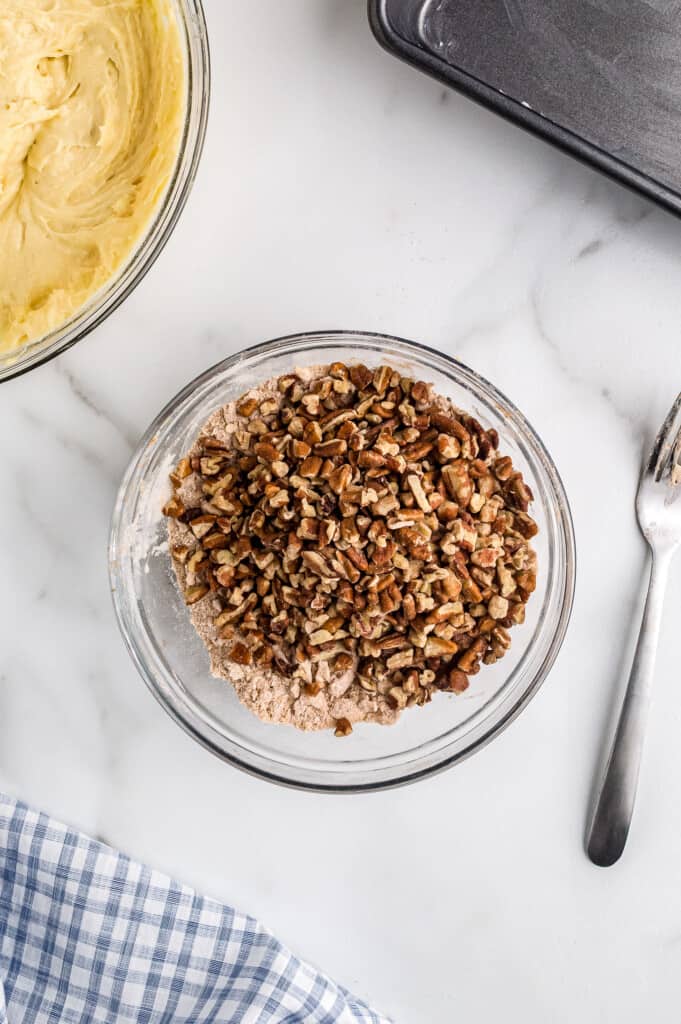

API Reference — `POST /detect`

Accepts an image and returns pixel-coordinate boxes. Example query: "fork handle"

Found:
[587,550,672,866]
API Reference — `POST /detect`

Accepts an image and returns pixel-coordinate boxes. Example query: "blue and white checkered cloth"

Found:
[0,793,391,1024]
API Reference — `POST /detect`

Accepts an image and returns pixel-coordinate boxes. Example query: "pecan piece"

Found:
[185,584,209,605]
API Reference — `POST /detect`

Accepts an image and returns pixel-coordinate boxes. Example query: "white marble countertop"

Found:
[3,2,681,1021]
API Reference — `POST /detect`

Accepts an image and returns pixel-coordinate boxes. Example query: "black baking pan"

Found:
[369,0,681,218]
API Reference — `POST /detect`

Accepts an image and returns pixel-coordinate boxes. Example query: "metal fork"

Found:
[587,393,681,867]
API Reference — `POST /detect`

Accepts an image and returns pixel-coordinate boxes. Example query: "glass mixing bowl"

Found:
[109,332,576,792]
[0,0,210,383]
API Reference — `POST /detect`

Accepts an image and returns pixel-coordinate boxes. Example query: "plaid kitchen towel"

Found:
[0,793,391,1024]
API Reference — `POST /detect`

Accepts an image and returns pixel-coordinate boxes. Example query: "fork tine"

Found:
[672,434,681,487]
[647,393,681,480]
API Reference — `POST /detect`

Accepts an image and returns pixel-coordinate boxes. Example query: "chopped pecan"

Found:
[162,495,184,518]
[165,364,538,732]
[237,398,258,417]
[185,584,209,605]
[229,642,252,666]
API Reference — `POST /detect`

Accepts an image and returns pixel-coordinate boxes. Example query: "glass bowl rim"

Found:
[109,329,577,792]
[0,0,211,384]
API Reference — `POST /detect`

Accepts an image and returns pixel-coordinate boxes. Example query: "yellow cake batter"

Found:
[0,1,185,355]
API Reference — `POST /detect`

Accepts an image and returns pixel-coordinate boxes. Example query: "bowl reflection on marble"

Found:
[109,331,576,792]
[0,0,210,384]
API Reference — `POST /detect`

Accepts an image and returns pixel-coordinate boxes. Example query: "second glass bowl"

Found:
[0,0,210,383]
[109,331,576,792]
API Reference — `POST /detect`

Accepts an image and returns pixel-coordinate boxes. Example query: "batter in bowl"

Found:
[0,1,185,355]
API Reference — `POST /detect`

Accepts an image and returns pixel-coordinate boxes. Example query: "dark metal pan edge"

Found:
[368,0,681,218]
